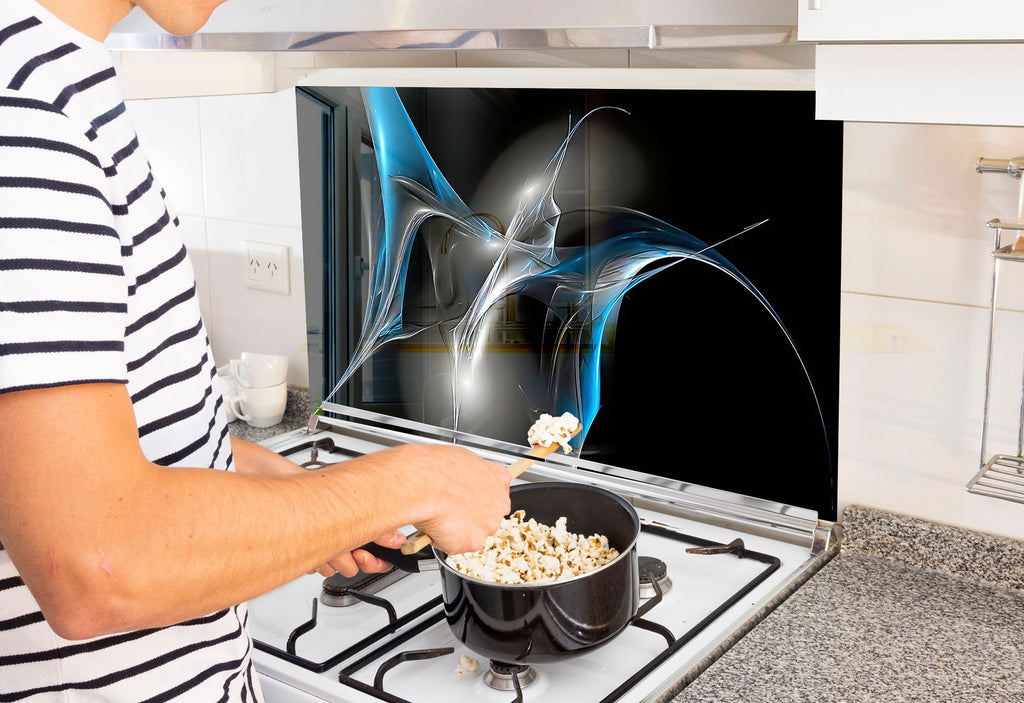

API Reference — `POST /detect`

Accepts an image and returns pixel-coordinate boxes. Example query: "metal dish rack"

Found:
[968,156,1024,504]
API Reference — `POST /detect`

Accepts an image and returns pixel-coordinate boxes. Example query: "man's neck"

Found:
[34,0,134,42]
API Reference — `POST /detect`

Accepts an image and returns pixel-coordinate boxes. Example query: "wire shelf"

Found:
[992,243,1024,262]
[967,454,1024,505]
[971,191,1024,504]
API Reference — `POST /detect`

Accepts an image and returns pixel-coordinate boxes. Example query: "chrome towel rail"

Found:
[970,157,1024,504]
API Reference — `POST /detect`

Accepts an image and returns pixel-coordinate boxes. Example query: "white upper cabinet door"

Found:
[798,0,1024,42]
[814,43,1024,126]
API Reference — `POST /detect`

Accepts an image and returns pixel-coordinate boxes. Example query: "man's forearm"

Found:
[0,383,510,640]
[85,446,430,635]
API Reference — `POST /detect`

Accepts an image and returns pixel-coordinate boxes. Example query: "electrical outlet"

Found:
[243,241,290,294]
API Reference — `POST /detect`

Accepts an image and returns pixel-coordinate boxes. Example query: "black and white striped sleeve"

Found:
[0,90,128,394]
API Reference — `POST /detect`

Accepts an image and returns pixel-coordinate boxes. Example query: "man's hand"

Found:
[230,436,512,567]
[403,445,512,556]
[313,529,405,577]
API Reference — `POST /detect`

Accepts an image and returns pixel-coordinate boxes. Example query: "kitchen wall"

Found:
[125,90,310,387]
[840,122,1024,541]
[122,65,1024,541]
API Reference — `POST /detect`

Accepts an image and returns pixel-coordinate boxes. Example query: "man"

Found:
[0,0,512,699]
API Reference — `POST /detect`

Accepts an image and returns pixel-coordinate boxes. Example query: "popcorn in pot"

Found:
[445,509,618,584]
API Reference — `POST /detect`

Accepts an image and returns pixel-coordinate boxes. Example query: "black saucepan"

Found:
[363,482,646,664]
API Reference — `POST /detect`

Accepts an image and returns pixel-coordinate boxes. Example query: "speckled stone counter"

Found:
[226,385,311,444]
[672,506,1024,702]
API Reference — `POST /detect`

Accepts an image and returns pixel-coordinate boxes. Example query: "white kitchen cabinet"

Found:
[798,0,1024,42]
[814,43,1024,126]
[797,1,1024,126]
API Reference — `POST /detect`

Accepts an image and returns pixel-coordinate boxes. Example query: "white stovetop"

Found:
[247,422,830,703]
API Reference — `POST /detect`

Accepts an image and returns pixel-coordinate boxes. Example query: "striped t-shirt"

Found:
[0,0,262,700]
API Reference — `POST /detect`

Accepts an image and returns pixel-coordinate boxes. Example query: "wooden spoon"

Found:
[399,424,582,555]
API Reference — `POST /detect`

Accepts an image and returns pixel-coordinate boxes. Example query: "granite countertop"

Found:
[226,385,311,443]
[672,505,1024,702]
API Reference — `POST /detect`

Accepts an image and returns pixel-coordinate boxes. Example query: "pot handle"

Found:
[358,542,438,573]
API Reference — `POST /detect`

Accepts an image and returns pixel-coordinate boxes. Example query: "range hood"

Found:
[106,0,798,53]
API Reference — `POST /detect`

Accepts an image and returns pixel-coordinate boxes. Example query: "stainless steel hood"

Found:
[106,0,798,53]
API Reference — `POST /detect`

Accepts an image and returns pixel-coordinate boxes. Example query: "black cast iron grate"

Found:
[253,524,781,703]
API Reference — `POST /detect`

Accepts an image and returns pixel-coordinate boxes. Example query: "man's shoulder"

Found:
[0,12,111,154]
[0,86,88,138]
[0,87,109,180]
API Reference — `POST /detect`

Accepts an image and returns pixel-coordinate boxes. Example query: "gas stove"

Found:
[247,410,837,703]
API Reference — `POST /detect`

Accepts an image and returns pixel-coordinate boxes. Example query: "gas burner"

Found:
[275,436,364,469]
[483,661,538,691]
[320,568,407,607]
[300,439,337,469]
[638,555,673,599]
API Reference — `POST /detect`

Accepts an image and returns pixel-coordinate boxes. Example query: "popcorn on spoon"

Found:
[398,412,582,555]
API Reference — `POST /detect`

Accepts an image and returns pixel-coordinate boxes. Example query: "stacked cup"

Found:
[224,352,289,428]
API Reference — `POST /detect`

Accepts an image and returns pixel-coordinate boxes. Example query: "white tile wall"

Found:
[841,122,1024,308]
[198,92,303,229]
[125,98,205,217]
[205,219,307,382]
[125,89,309,386]
[841,121,1024,540]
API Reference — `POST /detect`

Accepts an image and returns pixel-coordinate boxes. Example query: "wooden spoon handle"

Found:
[399,426,580,555]
[400,530,436,555]
[508,439,566,478]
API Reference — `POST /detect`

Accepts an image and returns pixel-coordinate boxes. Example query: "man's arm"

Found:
[0,383,510,640]
[230,435,403,577]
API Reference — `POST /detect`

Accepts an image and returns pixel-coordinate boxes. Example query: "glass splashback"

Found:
[297,86,842,519]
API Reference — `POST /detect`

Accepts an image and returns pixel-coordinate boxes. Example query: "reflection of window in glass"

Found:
[295,88,334,406]
[357,138,377,320]
[355,137,379,402]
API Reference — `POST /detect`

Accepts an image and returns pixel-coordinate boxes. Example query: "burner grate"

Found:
[253,524,780,703]
[597,527,781,703]
[253,596,443,675]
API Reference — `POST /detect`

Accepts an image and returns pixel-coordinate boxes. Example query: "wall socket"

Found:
[242,240,290,294]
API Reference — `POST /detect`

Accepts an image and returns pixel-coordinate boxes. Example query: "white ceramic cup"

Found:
[216,364,239,421]
[231,352,288,389]
[226,382,288,428]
